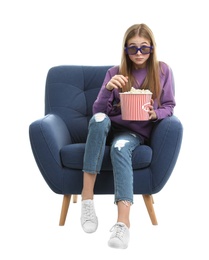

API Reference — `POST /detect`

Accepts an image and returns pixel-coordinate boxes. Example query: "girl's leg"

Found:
[108,132,142,248]
[82,112,111,198]
[117,201,131,228]
[81,113,111,233]
[81,172,97,200]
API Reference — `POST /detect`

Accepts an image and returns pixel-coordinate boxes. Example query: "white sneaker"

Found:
[108,222,130,249]
[80,199,98,233]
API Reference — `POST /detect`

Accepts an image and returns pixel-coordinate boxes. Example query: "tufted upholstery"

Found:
[29,65,183,225]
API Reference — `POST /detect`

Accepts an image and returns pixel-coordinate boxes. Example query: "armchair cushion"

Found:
[60,144,152,170]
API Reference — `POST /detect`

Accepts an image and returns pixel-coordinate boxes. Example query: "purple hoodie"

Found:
[93,62,175,141]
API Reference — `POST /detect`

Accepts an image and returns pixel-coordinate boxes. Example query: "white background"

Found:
[1,0,208,259]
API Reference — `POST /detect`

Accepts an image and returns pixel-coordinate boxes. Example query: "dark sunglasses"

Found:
[125,45,153,55]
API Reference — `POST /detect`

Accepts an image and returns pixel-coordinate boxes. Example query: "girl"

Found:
[80,23,175,249]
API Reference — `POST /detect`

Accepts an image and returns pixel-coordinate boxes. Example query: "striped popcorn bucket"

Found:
[120,93,152,121]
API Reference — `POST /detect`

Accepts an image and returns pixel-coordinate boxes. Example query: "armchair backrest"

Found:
[45,65,111,143]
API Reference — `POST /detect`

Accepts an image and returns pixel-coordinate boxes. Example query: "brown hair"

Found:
[119,23,162,102]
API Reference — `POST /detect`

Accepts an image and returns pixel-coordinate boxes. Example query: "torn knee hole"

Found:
[94,113,106,122]
[114,139,129,151]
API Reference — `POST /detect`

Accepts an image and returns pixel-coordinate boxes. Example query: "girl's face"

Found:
[126,35,152,69]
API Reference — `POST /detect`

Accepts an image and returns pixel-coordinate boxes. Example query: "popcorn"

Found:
[123,87,152,94]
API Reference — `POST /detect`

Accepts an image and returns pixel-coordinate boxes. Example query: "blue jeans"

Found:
[83,113,142,204]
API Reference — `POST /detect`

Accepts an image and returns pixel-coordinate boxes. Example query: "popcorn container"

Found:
[120,92,152,121]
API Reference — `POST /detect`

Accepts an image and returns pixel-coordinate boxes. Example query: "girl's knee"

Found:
[89,113,111,131]
[112,139,130,151]
[94,112,107,122]
[92,113,110,125]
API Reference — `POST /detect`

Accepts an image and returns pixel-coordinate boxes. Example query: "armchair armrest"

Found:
[149,115,183,192]
[29,114,71,166]
[29,114,71,193]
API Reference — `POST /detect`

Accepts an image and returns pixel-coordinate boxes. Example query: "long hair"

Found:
[119,23,161,102]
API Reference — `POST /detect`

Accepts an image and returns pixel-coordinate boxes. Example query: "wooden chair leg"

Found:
[73,194,78,203]
[59,194,71,226]
[142,194,158,225]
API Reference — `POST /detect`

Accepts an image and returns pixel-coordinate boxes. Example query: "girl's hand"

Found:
[106,75,128,91]
[148,99,157,120]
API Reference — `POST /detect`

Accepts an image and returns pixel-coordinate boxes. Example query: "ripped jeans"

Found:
[83,113,142,204]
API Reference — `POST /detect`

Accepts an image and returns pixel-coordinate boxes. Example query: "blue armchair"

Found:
[29,65,183,226]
